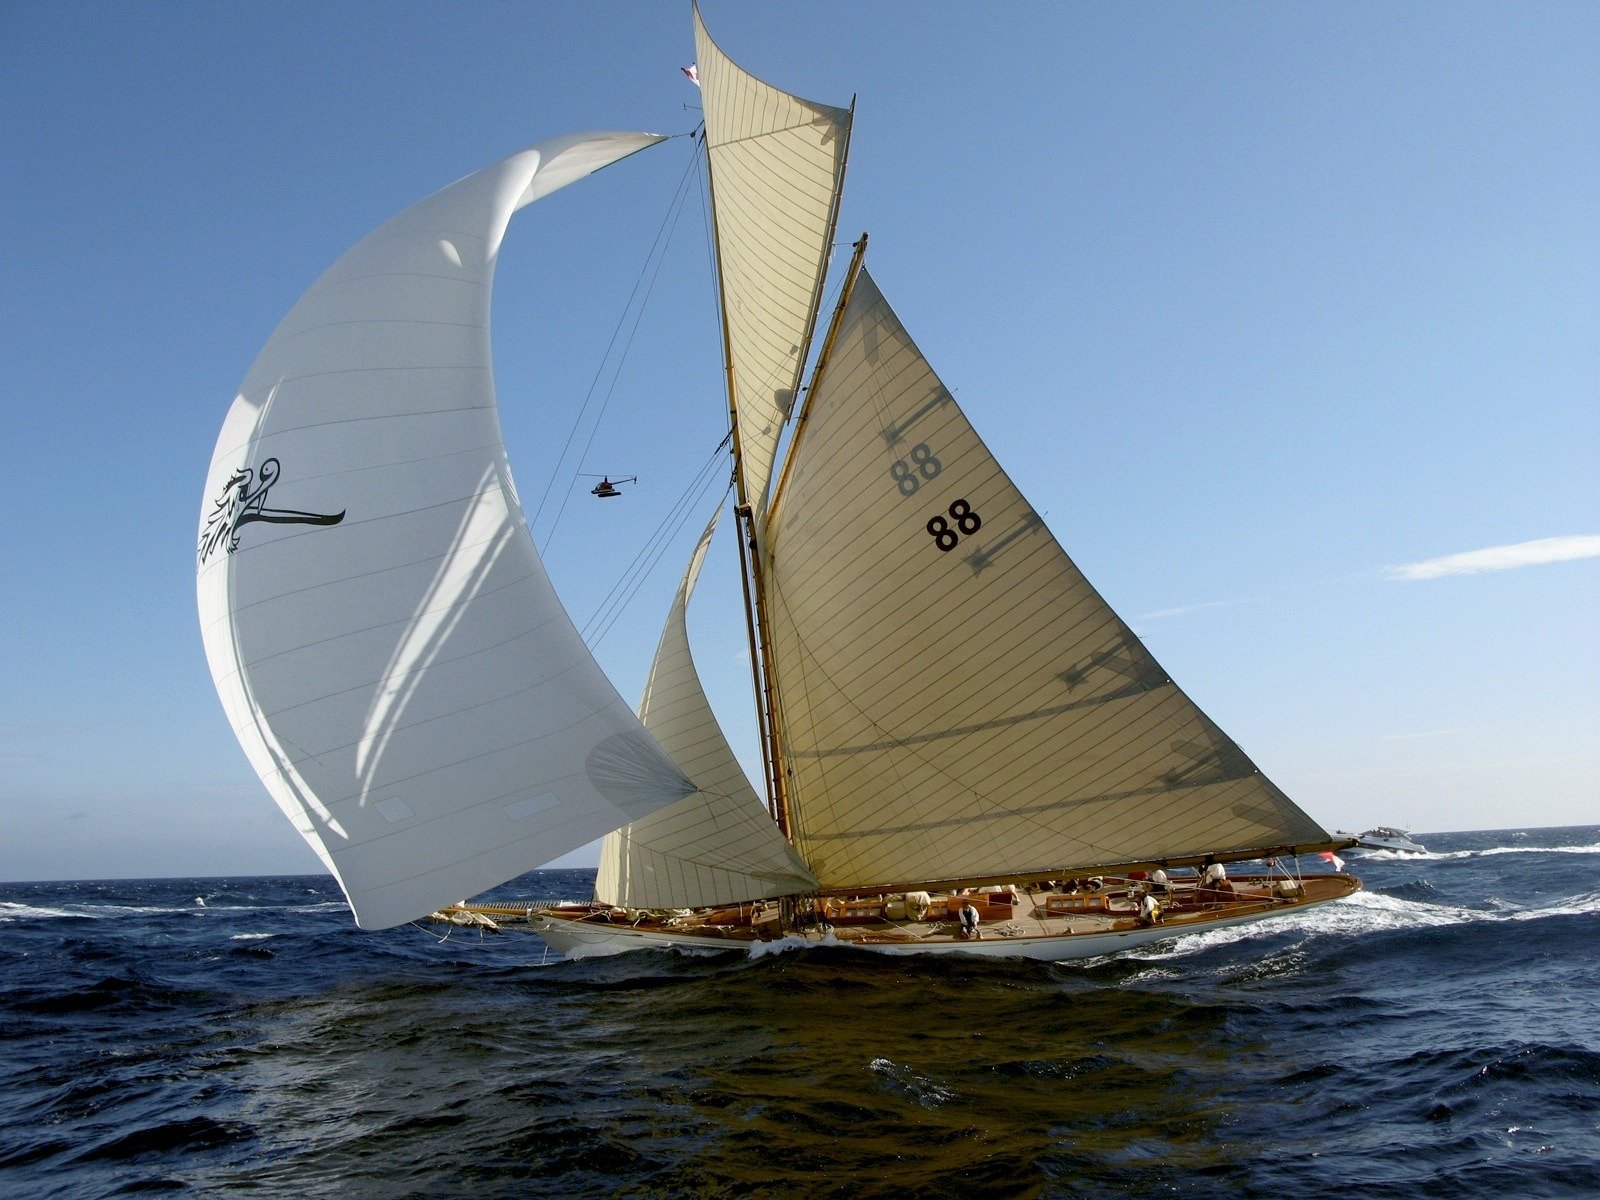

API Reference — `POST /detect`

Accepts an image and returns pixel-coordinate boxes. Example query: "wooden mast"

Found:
[701,135,799,839]
[749,237,869,849]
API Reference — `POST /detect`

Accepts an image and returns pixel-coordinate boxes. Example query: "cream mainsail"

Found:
[197,134,698,931]
[595,514,817,909]
[761,268,1330,892]
[694,3,851,513]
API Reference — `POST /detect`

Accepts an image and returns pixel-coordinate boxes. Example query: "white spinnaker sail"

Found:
[197,133,698,931]
[764,267,1330,892]
[596,512,817,909]
[695,4,851,512]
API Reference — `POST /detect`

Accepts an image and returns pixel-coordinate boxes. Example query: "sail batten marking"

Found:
[707,119,846,152]
[1059,640,1168,692]
[881,385,954,447]
[964,511,1045,573]
[788,680,1168,760]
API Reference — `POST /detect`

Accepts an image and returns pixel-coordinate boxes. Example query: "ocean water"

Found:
[2,827,1597,1199]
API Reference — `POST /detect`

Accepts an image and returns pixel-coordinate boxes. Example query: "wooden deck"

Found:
[451,873,1362,953]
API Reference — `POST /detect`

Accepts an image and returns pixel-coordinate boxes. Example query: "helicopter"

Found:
[583,474,636,499]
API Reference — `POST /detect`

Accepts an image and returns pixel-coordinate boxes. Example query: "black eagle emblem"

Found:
[198,458,345,563]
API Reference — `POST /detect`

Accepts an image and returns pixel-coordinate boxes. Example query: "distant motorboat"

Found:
[1339,827,1427,854]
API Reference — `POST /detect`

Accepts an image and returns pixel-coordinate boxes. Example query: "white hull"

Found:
[1341,828,1427,854]
[528,889,1351,962]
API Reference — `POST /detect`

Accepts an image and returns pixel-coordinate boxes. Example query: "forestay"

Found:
[763,267,1330,892]
[694,3,851,513]
[596,513,818,910]
[196,133,697,931]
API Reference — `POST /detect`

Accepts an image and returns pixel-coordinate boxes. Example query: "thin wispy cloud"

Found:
[1386,535,1600,581]
[1135,597,1257,622]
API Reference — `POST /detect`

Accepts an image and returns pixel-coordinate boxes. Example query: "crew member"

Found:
[958,900,981,940]
[1200,860,1235,899]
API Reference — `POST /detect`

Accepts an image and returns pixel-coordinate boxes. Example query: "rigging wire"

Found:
[578,439,726,645]
[529,134,709,547]
[567,130,736,650]
[580,436,733,647]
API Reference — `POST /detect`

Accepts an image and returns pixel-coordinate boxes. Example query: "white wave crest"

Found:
[1510,890,1600,919]
[748,931,838,959]
[0,898,345,921]
[869,1057,956,1106]
[0,901,89,921]
[1131,885,1599,961]
[1361,843,1600,862]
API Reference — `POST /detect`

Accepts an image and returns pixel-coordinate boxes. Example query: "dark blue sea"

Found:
[3,826,1597,1199]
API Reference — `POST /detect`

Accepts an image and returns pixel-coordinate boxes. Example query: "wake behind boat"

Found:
[196,5,1360,961]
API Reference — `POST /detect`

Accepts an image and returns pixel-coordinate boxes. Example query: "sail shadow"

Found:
[355,465,517,804]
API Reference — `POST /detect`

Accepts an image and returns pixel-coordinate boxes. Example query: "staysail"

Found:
[694,4,852,513]
[763,267,1332,892]
[196,133,699,931]
[595,512,817,909]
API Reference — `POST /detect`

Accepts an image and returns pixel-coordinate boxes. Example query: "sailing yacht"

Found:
[197,7,1358,960]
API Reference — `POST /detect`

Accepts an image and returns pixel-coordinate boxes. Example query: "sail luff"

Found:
[773,93,856,515]
[766,233,868,536]
[752,235,869,842]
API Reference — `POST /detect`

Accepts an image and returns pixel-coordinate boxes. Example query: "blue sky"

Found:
[1,1,1595,882]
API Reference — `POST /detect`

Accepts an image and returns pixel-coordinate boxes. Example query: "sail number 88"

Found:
[927,498,981,551]
[889,443,942,496]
